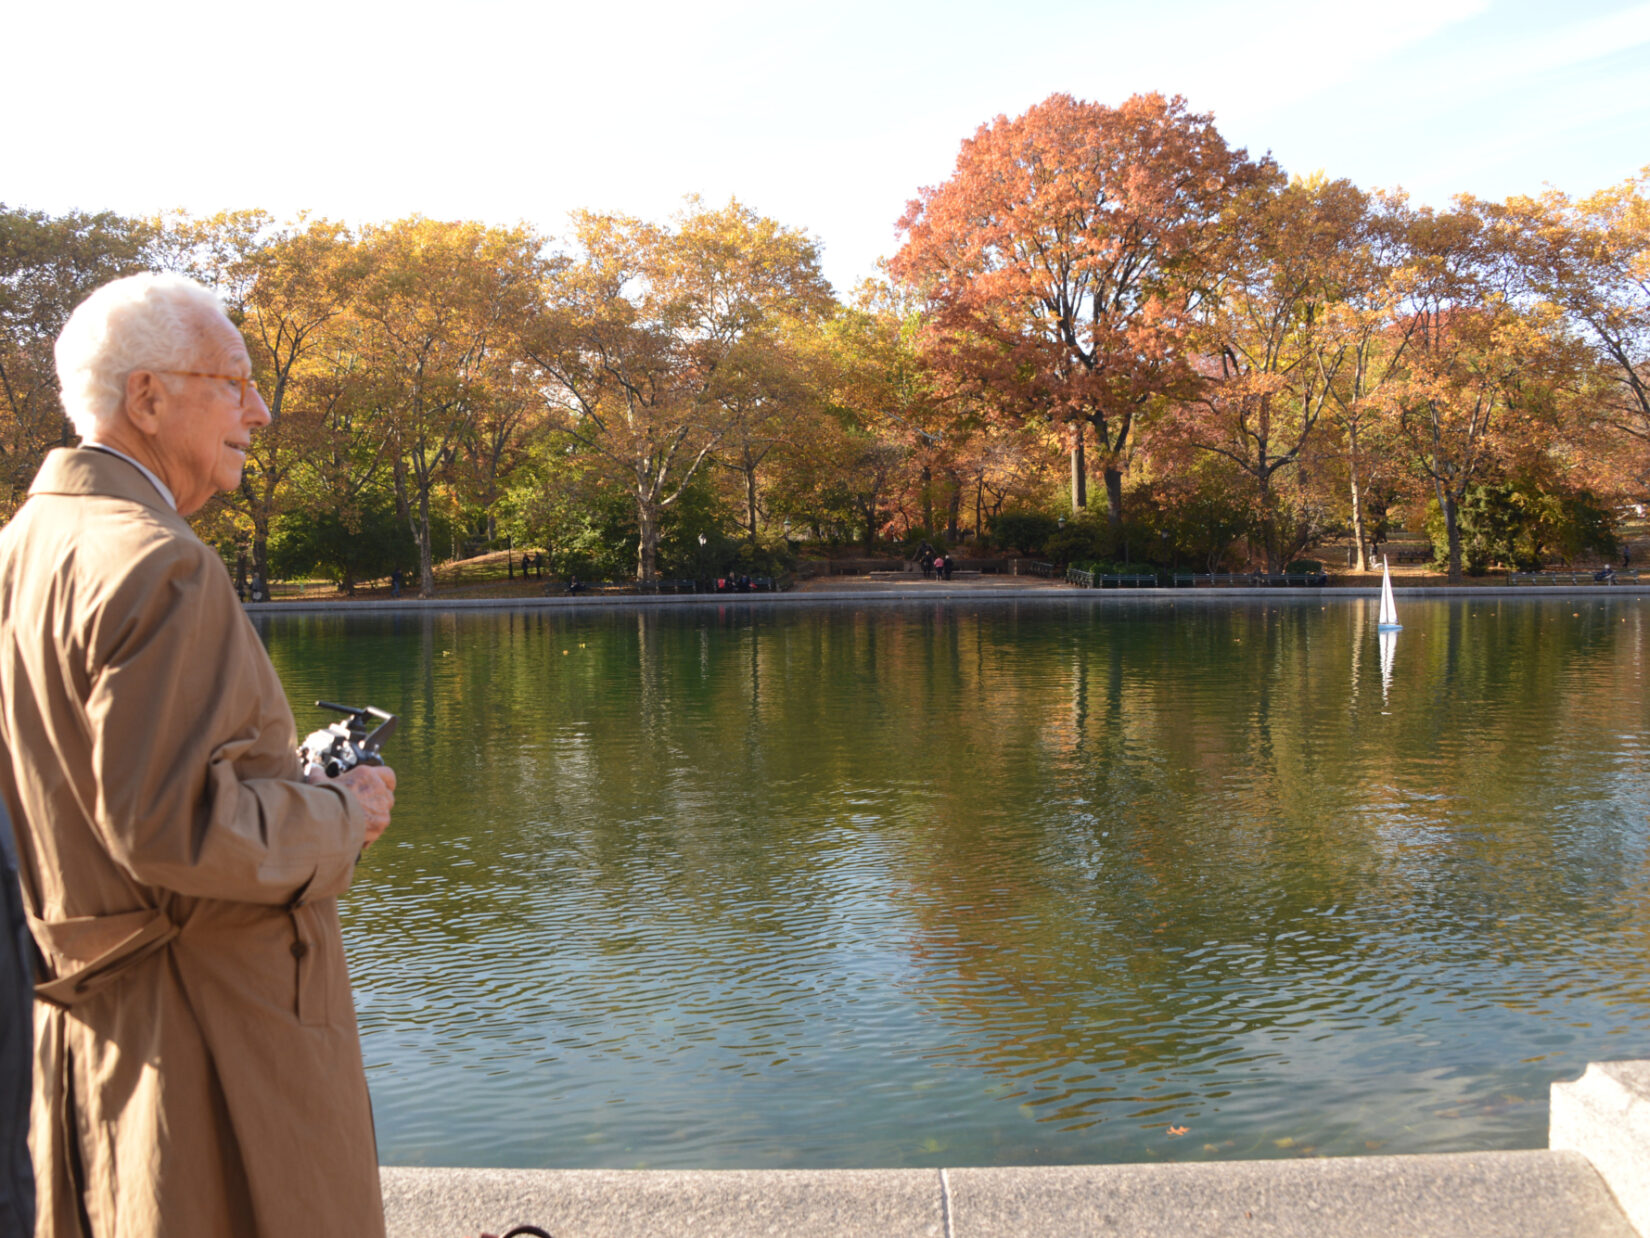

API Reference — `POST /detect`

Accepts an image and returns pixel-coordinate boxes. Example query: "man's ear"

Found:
[123,370,165,437]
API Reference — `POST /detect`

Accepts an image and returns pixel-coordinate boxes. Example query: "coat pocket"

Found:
[289,904,330,1027]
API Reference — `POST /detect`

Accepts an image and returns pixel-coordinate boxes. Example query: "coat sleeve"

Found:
[80,536,365,905]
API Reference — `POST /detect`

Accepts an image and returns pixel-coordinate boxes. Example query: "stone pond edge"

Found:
[375,1060,1650,1237]
[246,584,1650,614]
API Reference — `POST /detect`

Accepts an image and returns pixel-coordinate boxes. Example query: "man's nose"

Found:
[246,387,272,427]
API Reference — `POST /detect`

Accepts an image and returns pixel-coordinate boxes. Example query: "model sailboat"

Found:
[1378,556,1402,632]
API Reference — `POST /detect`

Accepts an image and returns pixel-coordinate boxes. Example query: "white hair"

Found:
[54,273,228,439]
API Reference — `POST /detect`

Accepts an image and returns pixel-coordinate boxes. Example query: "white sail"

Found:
[1378,556,1401,631]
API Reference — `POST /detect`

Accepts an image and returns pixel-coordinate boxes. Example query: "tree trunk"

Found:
[860,494,880,554]
[416,485,435,598]
[1438,479,1463,584]
[251,517,270,589]
[1258,475,1281,575]
[745,458,759,543]
[636,501,660,586]
[1070,431,1086,513]
[921,465,935,533]
[1103,465,1124,526]
[1348,470,1369,573]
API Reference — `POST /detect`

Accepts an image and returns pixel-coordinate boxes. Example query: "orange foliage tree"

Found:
[890,92,1276,523]
[1163,175,1371,571]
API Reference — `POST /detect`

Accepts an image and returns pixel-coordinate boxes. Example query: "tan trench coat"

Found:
[0,449,384,1237]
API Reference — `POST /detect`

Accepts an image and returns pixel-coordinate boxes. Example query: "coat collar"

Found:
[28,447,183,519]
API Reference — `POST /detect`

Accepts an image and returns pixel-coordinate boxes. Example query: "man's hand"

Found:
[330,764,397,847]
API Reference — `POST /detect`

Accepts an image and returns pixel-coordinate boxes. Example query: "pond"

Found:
[256,596,1650,1171]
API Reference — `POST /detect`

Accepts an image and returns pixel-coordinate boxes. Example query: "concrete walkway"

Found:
[379,1061,1649,1238]
[381,1151,1631,1237]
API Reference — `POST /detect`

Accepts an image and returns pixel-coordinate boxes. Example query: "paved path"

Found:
[381,1149,1635,1237]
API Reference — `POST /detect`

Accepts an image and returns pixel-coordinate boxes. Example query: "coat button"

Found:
[290,941,309,959]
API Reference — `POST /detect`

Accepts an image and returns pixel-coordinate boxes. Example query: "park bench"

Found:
[1508,570,1640,585]
[1382,545,1433,564]
[1066,568,1160,588]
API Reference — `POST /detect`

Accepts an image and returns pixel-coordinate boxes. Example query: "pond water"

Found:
[256,596,1650,1171]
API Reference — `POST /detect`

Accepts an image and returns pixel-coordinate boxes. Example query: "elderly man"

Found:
[0,273,396,1237]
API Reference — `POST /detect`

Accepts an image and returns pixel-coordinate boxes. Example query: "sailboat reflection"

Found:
[1377,554,1400,710]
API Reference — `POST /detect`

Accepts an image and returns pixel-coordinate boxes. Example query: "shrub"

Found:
[989,510,1061,555]
[1044,522,1108,566]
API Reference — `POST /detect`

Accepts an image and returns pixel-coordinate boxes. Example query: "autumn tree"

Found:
[1162,176,1378,570]
[525,201,833,583]
[355,217,543,596]
[891,92,1276,523]
[162,211,370,583]
[677,204,835,543]
[812,283,961,540]
[1393,206,1577,581]
[1498,170,1650,497]
[0,205,154,511]
[1320,192,1422,570]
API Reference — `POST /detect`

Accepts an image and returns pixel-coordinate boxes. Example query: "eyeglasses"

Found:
[158,370,260,405]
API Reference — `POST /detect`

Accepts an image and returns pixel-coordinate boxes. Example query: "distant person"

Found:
[568,575,586,595]
[390,566,403,597]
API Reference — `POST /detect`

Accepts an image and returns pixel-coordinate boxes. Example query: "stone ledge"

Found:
[382,1149,1634,1238]
[948,1152,1631,1238]
[380,1166,942,1238]
[1552,1060,1650,1237]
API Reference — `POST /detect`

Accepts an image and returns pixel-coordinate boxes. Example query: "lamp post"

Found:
[698,533,708,593]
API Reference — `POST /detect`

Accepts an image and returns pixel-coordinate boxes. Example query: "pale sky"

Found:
[5,0,1646,294]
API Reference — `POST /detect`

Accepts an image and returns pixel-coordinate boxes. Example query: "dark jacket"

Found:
[0,797,33,1235]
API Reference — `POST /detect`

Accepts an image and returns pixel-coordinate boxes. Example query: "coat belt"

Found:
[25,907,179,1008]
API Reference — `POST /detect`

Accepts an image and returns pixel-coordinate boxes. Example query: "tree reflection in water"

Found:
[257,598,1650,1170]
